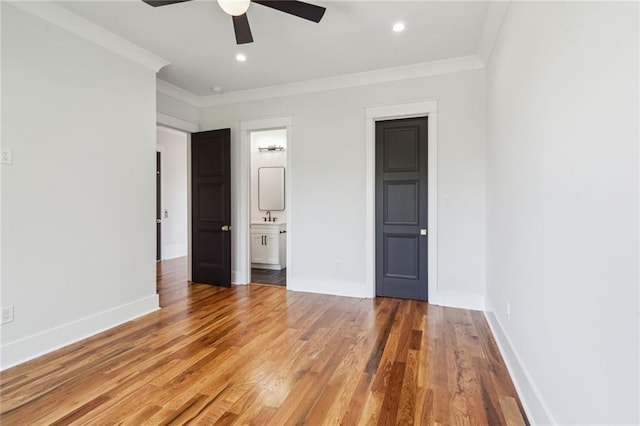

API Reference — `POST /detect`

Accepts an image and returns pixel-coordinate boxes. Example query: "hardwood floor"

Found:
[1,257,527,425]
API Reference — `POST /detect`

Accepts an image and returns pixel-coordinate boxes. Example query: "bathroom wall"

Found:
[250,129,287,223]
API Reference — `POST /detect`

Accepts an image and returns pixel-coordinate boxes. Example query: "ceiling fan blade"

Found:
[142,0,192,7]
[233,14,254,44]
[253,0,326,23]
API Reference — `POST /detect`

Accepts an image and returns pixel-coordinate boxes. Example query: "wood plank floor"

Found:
[0,257,527,425]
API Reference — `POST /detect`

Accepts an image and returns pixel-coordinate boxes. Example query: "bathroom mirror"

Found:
[258,167,285,211]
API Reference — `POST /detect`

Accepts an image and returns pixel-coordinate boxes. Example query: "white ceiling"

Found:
[56,0,490,97]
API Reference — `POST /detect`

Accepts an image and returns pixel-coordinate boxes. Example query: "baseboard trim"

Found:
[288,277,370,299]
[430,290,485,311]
[0,294,159,370]
[484,308,556,425]
[280,281,484,306]
[251,263,285,271]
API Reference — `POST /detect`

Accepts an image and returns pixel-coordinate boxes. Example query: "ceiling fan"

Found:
[142,0,326,45]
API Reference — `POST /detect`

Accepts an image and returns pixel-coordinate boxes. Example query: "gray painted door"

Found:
[375,117,428,300]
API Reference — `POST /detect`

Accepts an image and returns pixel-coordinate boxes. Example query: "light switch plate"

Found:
[1,149,13,165]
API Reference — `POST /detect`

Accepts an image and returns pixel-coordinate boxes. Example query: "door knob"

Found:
[221,225,231,232]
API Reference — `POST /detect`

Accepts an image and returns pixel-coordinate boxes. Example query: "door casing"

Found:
[365,100,438,300]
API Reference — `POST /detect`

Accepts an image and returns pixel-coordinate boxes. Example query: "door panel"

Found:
[384,180,419,224]
[197,183,225,220]
[196,230,224,264]
[376,117,428,300]
[192,129,232,287]
[383,127,420,172]
[384,234,419,279]
[197,142,225,176]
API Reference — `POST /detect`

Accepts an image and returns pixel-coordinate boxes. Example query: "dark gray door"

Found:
[156,151,161,261]
[375,117,428,300]
[191,129,232,287]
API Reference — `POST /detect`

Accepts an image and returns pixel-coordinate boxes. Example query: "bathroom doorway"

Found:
[249,129,287,286]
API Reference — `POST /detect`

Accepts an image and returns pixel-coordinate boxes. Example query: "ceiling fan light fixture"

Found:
[218,0,250,16]
[144,0,326,45]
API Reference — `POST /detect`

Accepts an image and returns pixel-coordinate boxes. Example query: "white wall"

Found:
[485,2,639,424]
[157,126,188,260]
[250,129,287,223]
[1,4,159,368]
[200,69,487,306]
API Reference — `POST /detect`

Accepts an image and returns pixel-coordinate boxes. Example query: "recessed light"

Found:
[393,22,405,32]
[236,53,247,62]
[211,86,223,93]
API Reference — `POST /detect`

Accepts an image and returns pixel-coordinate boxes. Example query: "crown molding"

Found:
[8,1,169,72]
[477,1,511,65]
[156,54,485,109]
[156,79,202,107]
[198,55,485,107]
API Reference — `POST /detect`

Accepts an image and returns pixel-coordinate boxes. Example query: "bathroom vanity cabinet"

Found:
[251,222,286,270]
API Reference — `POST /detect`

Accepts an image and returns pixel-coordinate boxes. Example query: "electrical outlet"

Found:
[1,149,13,165]
[506,302,511,320]
[1,306,14,324]
[335,260,342,270]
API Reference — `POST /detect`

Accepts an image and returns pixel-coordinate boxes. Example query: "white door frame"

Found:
[237,116,293,285]
[365,100,438,300]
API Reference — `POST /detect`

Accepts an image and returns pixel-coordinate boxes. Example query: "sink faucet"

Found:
[266,211,272,222]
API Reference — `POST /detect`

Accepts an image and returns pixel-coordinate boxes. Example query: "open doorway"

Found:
[156,125,189,306]
[156,126,189,262]
[249,129,287,286]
